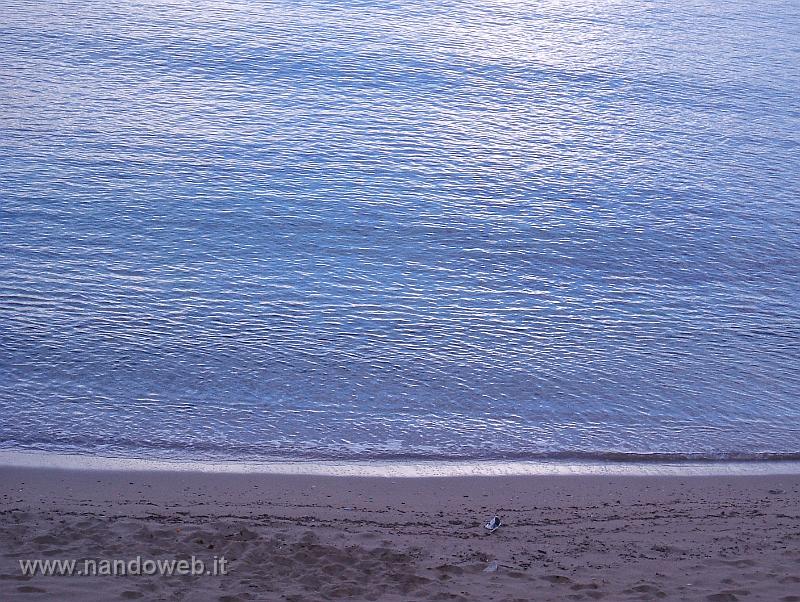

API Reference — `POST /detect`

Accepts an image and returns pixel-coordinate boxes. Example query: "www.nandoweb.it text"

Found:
[19,556,228,577]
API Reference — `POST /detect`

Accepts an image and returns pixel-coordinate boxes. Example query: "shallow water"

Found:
[1,0,799,461]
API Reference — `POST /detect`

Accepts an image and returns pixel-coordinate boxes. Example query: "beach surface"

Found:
[1,464,799,601]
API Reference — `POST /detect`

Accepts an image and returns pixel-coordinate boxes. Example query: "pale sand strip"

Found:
[3,450,800,476]
[1,462,799,601]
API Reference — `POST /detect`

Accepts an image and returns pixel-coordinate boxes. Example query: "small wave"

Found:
[2,438,800,464]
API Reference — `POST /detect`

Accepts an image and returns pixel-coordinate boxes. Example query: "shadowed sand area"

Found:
[1,464,799,601]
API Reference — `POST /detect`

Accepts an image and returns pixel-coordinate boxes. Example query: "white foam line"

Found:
[2,450,800,477]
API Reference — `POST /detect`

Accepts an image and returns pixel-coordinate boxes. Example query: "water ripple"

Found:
[1,0,799,461]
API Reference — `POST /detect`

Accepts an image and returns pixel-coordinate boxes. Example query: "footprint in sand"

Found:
[16,586,47,594]
[706,591,750,602]
[541,574,572,584]
[623,583,666,598]
[720,559,757,568]
[571,582,600,591]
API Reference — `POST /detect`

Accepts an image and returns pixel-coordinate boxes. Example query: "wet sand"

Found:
[1,465,799,601]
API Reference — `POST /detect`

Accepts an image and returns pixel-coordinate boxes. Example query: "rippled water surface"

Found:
[2,0,799,461]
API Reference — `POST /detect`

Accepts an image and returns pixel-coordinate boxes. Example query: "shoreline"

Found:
[3,449,800,477]
[2,464,799,600]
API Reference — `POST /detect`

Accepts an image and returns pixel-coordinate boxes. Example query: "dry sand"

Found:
[1,464,799,601]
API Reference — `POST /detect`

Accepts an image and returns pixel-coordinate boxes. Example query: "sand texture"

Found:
[1,466,799,601]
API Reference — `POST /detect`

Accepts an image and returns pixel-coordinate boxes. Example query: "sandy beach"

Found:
[1,464,799,601]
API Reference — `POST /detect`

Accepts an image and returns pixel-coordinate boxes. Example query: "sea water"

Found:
[1,0,799,461]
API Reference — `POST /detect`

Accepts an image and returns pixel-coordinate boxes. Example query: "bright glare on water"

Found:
[1,0,799,461]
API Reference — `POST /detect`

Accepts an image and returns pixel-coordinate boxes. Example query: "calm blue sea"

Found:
[1,0,799,461]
